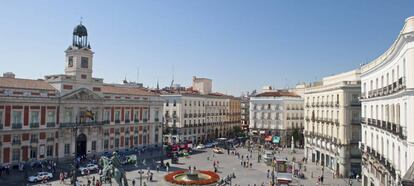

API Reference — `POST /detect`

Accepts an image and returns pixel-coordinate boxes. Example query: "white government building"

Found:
[304,69,361,178]
[360,16,414,186]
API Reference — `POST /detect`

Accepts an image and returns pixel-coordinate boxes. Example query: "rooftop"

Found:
[102,84,155,96]
[254,91,300,98]
[0,77,56,91]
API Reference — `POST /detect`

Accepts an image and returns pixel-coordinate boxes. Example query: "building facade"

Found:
[162,93,241,144]
[249,91,304,147]
[0,23,163,165]
[241,96,250,131]
[304,69,361,177]
[360,17,414,186]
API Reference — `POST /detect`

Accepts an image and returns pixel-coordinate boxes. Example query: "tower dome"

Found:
[73,24,88,36]
[72,22,90,48]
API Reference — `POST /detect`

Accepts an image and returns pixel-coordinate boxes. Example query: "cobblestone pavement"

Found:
[40,147,361,186]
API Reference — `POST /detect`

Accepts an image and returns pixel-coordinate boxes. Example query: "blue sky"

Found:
[0,1,413,96]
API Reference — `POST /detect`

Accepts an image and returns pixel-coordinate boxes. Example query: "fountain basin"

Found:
[165,170,220,185]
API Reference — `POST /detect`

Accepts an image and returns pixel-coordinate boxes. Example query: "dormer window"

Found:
[81,57,88,68]
[68,56,73,67]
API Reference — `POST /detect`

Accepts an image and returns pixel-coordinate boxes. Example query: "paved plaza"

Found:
[30,147,362,186]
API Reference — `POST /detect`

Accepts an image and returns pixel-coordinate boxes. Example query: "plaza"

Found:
[28,147,362,186]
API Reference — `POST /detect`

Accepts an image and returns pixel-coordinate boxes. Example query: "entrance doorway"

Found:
[76,134,87,157]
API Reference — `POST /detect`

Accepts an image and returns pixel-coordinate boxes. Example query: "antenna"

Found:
[136,67,139,83]
[80,16,83,24]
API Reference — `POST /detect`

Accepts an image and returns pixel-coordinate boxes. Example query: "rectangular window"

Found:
[81,57,89,68]
[30,111,39,124]
[134,136,138,145]
[115,138,119,148]
[125,137,129,146]
[12,149,20,161]
[30,148,37,159]
[68,56,73,67]
[125,111,130,122]
[104,140,109,149]
[115,111,120,123]
[92,141,96,151]
[0,111,3,124]
[12,111,22,124]
[64,144,70,156]
[46,145,53,157]
[47,111,55,123]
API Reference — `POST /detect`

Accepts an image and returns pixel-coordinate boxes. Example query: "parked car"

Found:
[196,144,205,149]
[27,172,53,183]
[79,163,99,175]
[205,143,214,148]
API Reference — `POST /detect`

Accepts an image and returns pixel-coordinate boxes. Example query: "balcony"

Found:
[155,118,159,122]
[46,122,55,128]
[350,100,361,106]
[12,123,22,129]
[47,137,54,142]
[59,121,105,128]
[30,122,39,128]
[102,120,110,125]
[335,102,339,107]
[143,119,148,123]
[334,119,339,125]
[12,140,21,145]
[30,139,38,143]
[363,77,406,100]
[115,120,120,124]
[125,119,130,124]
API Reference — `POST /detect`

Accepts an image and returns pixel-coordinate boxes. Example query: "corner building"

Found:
[162,93,241,144]
[304,69,361,177]
[360,17,414,186]
[0,23,163,164]
[249,91,304,147]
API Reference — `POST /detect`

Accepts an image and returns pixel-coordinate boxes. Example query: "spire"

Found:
[157,80,160,90]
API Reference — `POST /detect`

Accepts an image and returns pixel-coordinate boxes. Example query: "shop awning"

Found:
[272,136,280,144]
[265,136,272,142]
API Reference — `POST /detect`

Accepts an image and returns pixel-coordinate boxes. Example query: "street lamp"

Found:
[137,169,144,186]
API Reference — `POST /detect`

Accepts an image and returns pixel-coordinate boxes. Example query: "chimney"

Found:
[3,72,15,78]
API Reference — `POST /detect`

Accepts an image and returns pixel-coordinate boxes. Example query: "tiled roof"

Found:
[255,91,300,98]
[102,85,156,96]
[0,77,56,91]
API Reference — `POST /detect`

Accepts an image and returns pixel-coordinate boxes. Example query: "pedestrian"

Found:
[132,179,136,186]
[166,166,169,172]
[321,175,324,183]
[267,170,269,178]
[93,176,95,185]
[250,162,252,168]
[193,166,196,171]
[156,165,160,172]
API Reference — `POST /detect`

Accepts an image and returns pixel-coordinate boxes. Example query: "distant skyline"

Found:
[1,1,414,96]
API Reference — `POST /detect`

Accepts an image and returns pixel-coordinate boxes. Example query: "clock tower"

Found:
[64,22,94,82]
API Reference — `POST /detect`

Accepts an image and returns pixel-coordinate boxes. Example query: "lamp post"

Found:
[138,169,144,186]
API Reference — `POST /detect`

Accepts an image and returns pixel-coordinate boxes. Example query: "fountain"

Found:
[164,170,220,185]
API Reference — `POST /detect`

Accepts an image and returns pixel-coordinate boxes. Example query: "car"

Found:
[204,143,214,148]
[27,172,53,183]
[79,163,99,174]
[213,147,223,154]
[196,144,205,149]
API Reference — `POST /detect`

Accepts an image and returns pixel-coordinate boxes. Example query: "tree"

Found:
[232,126,244,137]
